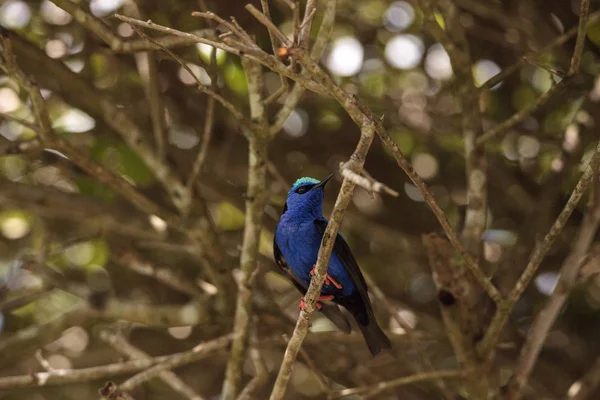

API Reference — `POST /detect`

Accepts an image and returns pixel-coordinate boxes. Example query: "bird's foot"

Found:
[310,265,343,289]
[299,295,335,311]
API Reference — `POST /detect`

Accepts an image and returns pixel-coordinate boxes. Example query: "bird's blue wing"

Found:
[274,233,353,333]
[314,219,369,299]
[273,238,307,293]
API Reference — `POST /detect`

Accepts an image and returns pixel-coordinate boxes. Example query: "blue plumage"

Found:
[273,175,392,356]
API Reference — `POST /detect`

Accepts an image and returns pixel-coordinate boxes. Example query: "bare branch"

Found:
[329,369,466,399]
[476,77,573,146]
[569,0,591,75]
[101,331,205,400]
[236,323,269,400]
[0,334,233,391]
[245,5,292,48]
[298,0,318,49]
[0,112,39,131]
[339,164,399,197]
[114,252,206,299]
[114,14,241,55]
[221,57,271,400]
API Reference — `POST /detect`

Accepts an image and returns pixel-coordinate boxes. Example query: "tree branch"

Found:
[101,331,205,400]
[0,334,233,390]
[569,0,591,75]
[328,369,466,399]
[220,56,271,400]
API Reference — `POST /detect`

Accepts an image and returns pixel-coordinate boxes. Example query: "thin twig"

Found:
[131,23,167,161]
[298,0,317,49]
[261,0,289,102]
[118,334,233,391]
[187,34,218,189]
[101,331,205,400]
[328,369,466,399]
[340,164,399,197]
[361,271,454,400]
[478,136,600,357]
[245,4,293,47]
[269,119,376,400]
[0,112,39,131]
[236,322,269,400]
[269,0,337,135]
[0,334,231,390]
[480,11,600,90]
[114,252,206,299]
[52,0,212,53]
[188,97,215,188]
[191,11,255,47]
[476,76,572,146]
[114,14,241,55]
[569,0,591,75]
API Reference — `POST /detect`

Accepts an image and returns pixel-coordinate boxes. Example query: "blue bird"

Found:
[274,175,392,356]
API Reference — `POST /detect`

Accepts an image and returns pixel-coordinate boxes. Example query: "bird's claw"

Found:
[310,265,343,289]
[299,295,335,311]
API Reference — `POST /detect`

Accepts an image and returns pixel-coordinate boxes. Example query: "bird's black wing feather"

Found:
[273,238,307,294]
[313,219,369,302]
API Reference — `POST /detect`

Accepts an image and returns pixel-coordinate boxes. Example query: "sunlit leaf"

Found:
[224,62,248,96]
[216,202,245,231]
[434,12,445,30]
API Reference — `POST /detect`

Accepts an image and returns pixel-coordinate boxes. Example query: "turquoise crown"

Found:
[292,176,319,188]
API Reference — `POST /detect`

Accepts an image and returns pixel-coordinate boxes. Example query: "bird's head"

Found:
[283,174,333,218]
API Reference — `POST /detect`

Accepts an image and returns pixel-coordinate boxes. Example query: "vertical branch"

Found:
[508,174,600,399]
[145,51,167,161]
[269,119,376,400]
[569,0,591,75]
[236,321,269,400]
[298,0,318,49]
[220,57,270,400]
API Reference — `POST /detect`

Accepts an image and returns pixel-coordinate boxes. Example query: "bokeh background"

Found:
[1,0,600,398]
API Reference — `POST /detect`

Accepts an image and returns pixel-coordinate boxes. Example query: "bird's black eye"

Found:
[295,184,315,194]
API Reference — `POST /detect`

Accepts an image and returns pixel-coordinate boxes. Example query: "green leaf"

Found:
[216,202,245,231]
[224,62,248,96]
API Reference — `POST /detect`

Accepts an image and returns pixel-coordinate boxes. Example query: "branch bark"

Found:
[220,57,271,400]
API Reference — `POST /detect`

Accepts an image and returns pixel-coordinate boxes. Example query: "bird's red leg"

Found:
[310,264,343,289]
[299,295,335,310]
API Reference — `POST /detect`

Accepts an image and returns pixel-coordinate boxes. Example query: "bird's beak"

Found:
[314,174,334,190]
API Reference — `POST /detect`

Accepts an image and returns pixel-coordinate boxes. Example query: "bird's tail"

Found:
[358,320,392,356]
[320,303,352,334]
